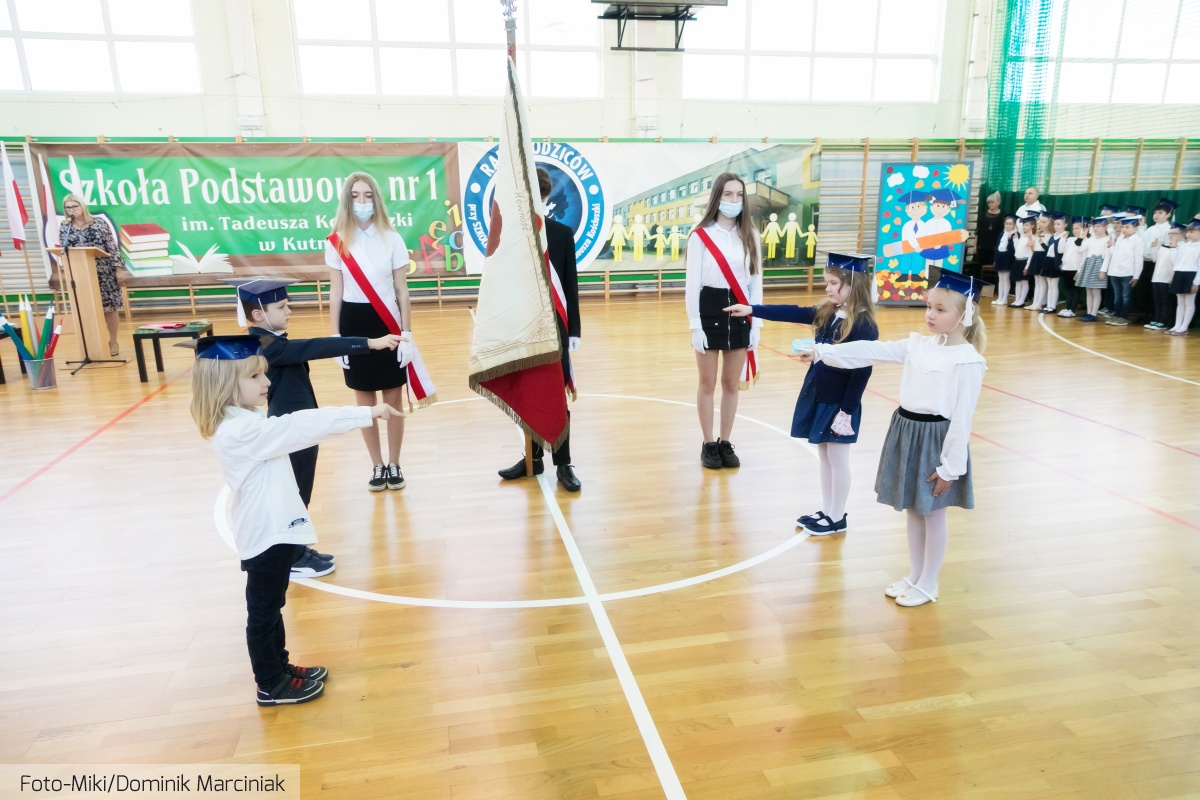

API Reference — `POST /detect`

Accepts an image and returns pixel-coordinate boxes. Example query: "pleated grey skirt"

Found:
[874,409,974,514]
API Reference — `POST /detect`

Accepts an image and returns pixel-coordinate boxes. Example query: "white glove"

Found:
[830,410,855,437]
[748,327,761,351]
[337,355,350,370]
[397,339,414,369]
[691,329,707,354]
[569,336,580,352]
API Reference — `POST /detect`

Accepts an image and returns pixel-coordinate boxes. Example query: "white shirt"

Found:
[1061,237,1086,272]
[212,405,373,559]
[1151,245,1176,284]
[326,224,410,320]
[996,229,1014,253]
[813,333,986,481]
[685,222,764,330]
[1142,221,1170,261]
[1107,234,1143,278]
[1015,201,1046,218]
[1013,233,1033,260]
[1082,236,1112,271]
[1173,241,1200,283]
[901,218,924,251]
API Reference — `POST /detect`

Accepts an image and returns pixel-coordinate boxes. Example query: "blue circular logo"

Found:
[463,142,608,269]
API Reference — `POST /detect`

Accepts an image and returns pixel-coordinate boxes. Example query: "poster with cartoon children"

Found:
[874,162,973,306]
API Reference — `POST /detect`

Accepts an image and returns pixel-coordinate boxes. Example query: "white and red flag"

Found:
[468,56,569,450]
[1,142,28,251]
[37,154,60,266]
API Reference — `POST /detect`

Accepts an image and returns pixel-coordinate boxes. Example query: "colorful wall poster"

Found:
[874,161,973,305]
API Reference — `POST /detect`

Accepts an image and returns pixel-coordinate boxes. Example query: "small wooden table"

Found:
[0,326,28,385]
[132,321,214,382]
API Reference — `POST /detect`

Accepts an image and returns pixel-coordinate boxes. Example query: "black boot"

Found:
[556,464,581,492]
[498,457,543,480]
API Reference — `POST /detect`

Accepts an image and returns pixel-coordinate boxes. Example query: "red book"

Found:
[120,223,170,244]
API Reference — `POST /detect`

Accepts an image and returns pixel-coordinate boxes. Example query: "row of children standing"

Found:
[989,198,1199,334]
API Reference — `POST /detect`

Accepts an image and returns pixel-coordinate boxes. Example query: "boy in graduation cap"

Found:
[227,278,401,576]
[184,334,402,706]
[1104,214,1144,325]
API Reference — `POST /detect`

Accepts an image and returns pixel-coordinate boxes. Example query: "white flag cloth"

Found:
[1,142,28,250]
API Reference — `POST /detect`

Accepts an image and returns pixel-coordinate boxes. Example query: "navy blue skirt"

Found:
[791,375,861,444]
[993,249,1014,274]
[1027,250,1046,277]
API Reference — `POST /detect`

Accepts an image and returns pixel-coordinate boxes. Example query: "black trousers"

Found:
[1060,276,1080,313]
[289,446,318,507]
[532,410,571,466]
[1153,282,1176,326]
[241,543,297,689]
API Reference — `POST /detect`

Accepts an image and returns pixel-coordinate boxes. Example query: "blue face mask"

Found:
[353,202,374,221]
[719,200,743,219]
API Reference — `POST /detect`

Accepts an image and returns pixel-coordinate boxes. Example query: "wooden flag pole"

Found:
[20,245,37,306]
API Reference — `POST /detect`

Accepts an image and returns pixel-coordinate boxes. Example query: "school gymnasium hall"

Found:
[1,1,1199,798]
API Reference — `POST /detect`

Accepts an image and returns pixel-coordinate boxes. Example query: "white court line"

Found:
[535,471,687,800]
[1038,314,1200,387]
[215,484,808,608]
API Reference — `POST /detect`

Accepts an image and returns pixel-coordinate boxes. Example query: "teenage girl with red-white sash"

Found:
[326,171,426,493]
[684,172,763,470]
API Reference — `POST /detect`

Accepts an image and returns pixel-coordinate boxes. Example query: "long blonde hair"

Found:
[812,266,878,343]
[62,193,93,227]
[331,172,394,256]
[190,355,269,439]
[693,172,760,274]
[931,288,988,354]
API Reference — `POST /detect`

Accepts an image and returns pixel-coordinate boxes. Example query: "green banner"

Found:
[31,142,464,281]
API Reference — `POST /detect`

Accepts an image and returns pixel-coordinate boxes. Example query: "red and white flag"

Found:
[37,154,60,266]
[468,56,568,450]
[1,142,28,251]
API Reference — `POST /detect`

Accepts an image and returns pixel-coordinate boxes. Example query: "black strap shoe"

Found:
[701,441,723,469]
[556,464,581,492]
[498,457,543,480]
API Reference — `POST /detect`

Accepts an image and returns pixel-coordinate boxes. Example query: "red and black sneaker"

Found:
[256,675,324,707]
[285,664,328,682]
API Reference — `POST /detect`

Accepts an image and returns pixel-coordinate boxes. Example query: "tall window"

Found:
[681,0,945,102]
[1051,0,1200,103]
[0,0,200,93]
[291,0,601,98]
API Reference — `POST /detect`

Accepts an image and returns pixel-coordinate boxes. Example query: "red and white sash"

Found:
[328,232,437,408]
[539,216,576,398]
[693,227,759,389]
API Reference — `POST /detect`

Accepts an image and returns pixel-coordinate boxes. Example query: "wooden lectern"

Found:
[48,245,121,371]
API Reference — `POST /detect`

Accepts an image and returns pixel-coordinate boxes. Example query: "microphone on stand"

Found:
[61,212,75,256]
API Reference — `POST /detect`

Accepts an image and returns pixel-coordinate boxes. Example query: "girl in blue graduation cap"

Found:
[725,253,879,536]
[187,335,402,707]
[799,271,988,607]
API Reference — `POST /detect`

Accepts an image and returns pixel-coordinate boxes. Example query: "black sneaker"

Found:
[256,676,324,706]
[717,439,740,468]
[368,464,387,492]
[293,546,334,566]
[386,463,405,490]
[701,441,723,469]
[285,664,328,682]
[290,548,335,578]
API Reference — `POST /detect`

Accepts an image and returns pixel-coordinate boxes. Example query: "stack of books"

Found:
[120,223,173,277]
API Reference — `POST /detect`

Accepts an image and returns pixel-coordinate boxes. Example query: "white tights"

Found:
[1086,287,1102,316]
[904,508,949,594]
[1014,279,1029,306]
[1031,275,1047,310]
[816,442,852,520]
[1045,277,1060,310]
[996,271,1011,303]
[1173,292,1196,332]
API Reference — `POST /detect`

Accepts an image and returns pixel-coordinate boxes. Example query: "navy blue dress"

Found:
[993,231,1015,275]
[751,304,878,444]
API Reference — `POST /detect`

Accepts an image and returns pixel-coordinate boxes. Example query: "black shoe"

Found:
[498,457,544,480]
[368,464,387,492]
[556,464,581,492]
[290,548,335,578]
[256,675,324,706]
[285,664,328,682]
[717,439,740,468]
[386,463,405,490]
[701,441,723,469]
[292,546,334,566]
[804,513,848,536]
[796,510,825,527]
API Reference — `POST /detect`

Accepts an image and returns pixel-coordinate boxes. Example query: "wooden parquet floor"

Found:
[1,291,1198,799]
